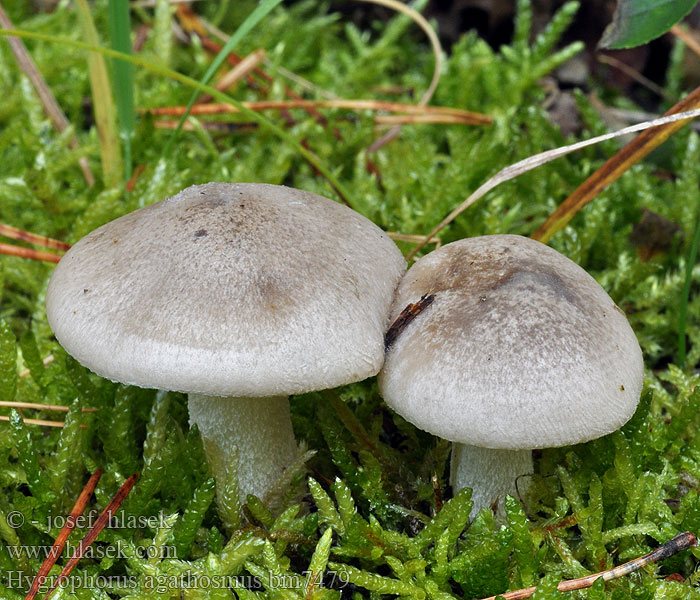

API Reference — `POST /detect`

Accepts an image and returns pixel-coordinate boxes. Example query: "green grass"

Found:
[1,0,700,599]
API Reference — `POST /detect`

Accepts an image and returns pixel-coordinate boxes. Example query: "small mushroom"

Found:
[379,234,643,514]
[46,183,405,503]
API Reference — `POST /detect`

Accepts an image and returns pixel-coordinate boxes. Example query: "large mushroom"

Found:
[46,183,405,502]
[378,234,643,514]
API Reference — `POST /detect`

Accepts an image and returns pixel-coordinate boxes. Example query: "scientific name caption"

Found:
[6,570,353,594]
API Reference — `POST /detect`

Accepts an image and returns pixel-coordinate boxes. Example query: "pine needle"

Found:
[23,470,103,600]
[41,474,139,600]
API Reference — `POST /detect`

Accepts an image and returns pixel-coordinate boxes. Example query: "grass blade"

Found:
[164,0,285,155]
[107,0,135,182]
[532,84,700,243]
[74,0,123,188]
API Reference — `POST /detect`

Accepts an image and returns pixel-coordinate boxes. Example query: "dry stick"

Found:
[174,5,309,127]
[598,54,673,101]
[153,119,257,132]
[0,2,94,187]
[0,415,86,428]
[375,114,487,125]
[0,224,70,252]
[407,106,700,261]
[0,243,62,263]
[533,85,700,243]
[197,48,266,104]
[478,531,698,600]
[196,30,328,126]
[23,469,103,600]
[200,17,339,101]
[42,474,139,600]
[145,100,490,122]
[0,401,97,413]
[213,48,266,93]
[671,24,700,59]
[387,231,441,248]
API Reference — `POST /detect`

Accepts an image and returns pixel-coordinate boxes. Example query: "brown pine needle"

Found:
[24,470,103,600]
[0,415,86,429]
[176,5,328,127]
[671,24,700,60]
[407,106,700,261]
[145,100,490,124]
[42,474,139,600]
[153,120,257,133]
[0,224,71,252]
[214,49,266,93]
[19,355,55,378]
[478,531,697,600]
[0,243,62,263]
[533,84,700,243]
[375,114,484,125]
[387,231,441,249]
[598,54,672,101]
[0,401,97,413]
[0,2,94,187]
[196,49,266,104]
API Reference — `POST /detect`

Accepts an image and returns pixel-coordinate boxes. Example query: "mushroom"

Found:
[378,234,643,514]
[46,183,405,502]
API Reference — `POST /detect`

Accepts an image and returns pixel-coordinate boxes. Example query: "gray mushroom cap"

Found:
[378,234,643,449]
[46,183,406,397]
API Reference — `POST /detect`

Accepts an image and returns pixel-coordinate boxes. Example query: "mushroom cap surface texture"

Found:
[378,234,643,449]
[47,183,406,397]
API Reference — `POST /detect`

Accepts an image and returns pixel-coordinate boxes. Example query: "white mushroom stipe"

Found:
[188,395,297,502]
[379,234,643,516]
[46,183,406,507]
[450,445,532,516]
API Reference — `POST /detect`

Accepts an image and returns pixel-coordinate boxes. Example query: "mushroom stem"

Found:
[450,444,532,517]
[188,394,298,503]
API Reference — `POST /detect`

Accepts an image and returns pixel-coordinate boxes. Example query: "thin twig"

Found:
[153,119,257,132]
[197,48,266,103]
[0,415,86,428]
[131,0,204,5]
[213,48,266,93]
[0,243,62,263]
[24,470,103,600]
[671,24,700,60]
[0,401,97,413]
[597,54,673,101]
[375,114,485,125]
[387,231,441,248]
[200,16,339,101]
[478,531,697,600]
[42,474,139,600]
[145,100,490,123]
[175,5,319,126]
[0,2,94,186]
[0,224,70,251]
